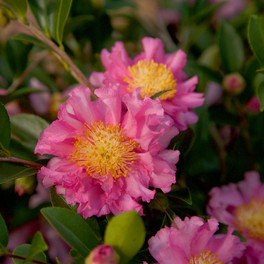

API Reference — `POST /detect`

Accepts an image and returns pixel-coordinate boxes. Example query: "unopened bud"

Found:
[15,176,35,196]
[85,245,119,264]
[223,73,245,95]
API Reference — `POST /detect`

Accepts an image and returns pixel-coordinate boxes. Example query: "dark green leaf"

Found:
[11,34,50,49]
[10,114,49,152]
[104,211,145,264]
[186,61,222,83]
[49,187,74,211]
[2,0,27,22]
[257,80,264,111]
[171,128,196,155]
[103,1,136,10]
[25,232,48,262]
[8,87,44,102]
[41,207,100,257]
[9,139,36,161]
[13,244,46,264]
[0,102,11,151]
[169,188,192,205]
[0,162,37,184]
[219,20,244,73]
[0,213,8,247]
[248,15,264,67]
[28,0,73,45]
[53,0,73,46]
[5,39,32,77]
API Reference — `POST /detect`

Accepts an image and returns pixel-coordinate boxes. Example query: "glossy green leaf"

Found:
[25,232,48,262]
[28,0,72,45]
[257,80,264,111]
[0,162,37,184]
[5,39,32,77]
[11,34,50,49]
[0,102,10,151]
[53,0,73,46]
[2,0,27,22]
[0,213,8,248]
[104,211,145,264]
[13,244,46,264]
[10,114,49,152]
[49,187,74,211]
[219,20,244,73]
[41,207,100,257]
[248,15,264,67]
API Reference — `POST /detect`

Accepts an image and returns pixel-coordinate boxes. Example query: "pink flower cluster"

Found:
[35,37,203,218]
[148,216,244,264]
[207,171,264,263]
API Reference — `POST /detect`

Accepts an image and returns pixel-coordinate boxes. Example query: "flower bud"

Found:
[223,73,246,95]
[85,245,119,264]
[15,176,35,196]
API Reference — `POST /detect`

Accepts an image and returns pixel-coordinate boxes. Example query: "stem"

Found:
[20,20,96,99]
[154,196,179,229]
[2,252,49,264]
[0,157,43,169]
[6,50,48,94]
[234,98,257,170]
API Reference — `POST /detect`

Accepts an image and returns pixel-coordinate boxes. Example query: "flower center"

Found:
[234,198,264,240]
[189,251,223,264]
[124,59,177,100]
[68,121,139,179]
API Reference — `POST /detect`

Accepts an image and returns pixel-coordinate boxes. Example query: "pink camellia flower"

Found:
[245,95,260,114]
[35,85,180,218]
[85,244,120,264]
[148,216,244,264]
[207,171,264,263]
[90,37,204,131]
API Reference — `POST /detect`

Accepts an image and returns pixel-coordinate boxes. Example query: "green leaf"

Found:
[53,0,73,46]
[49,187,74,211]
[104,211,145,264]
[10,114,49,152]
[2,0,27,22]
[13,244,46,264]
[25,232,48,263]
[0,213,8,248]
[257,80,264,112]
[0,102,11,151]
[11,34,50,49]
[171,128,196,155]
[248,15,264,66]
[219,20,244,73]
[5,39,32,78]
[0,162,37,184]
[150,89,172,100]
[28,0,73,45]
[169,188,193,205]
[41,207,100,257]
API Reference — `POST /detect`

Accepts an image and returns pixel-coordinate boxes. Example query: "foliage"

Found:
[0,0,264,263]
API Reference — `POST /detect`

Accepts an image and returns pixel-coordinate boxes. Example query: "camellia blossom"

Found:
[207,171,264,263]
[90,37,204,131]
[35,85,180,218]
[148,216,244,264]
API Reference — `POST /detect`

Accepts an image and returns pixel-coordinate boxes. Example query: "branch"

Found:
[1,252,49,264]
[20,20,96,99]
[0,157,43,169]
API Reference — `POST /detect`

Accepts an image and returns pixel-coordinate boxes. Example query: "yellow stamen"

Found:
[68,121,140,179]
[124,59,177,100]
[189,250,223,264]
[234,198,264,241]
